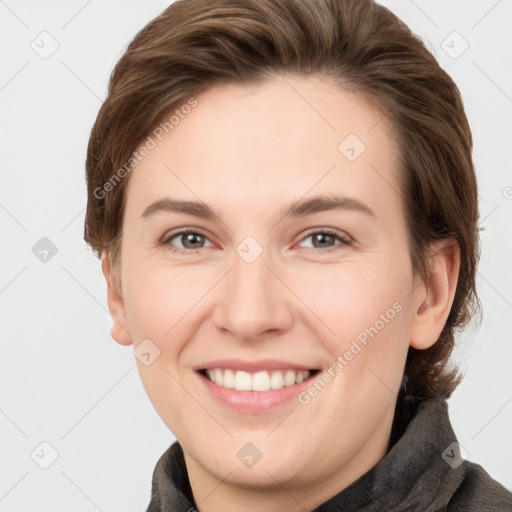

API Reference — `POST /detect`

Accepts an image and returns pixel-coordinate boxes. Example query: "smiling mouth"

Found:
[198,368,321,392]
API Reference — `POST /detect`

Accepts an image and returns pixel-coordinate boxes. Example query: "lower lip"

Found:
[196,371,318,414]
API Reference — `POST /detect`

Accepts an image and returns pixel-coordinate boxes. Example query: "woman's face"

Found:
[106,75,436,504]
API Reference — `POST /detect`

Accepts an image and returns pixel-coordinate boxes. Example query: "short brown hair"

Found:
[84,0,481,400]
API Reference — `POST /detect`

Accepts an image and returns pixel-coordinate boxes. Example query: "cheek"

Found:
[291,255,412,383]
[297,258,408,333]
[123,257,207,341]
[123,264,205,432]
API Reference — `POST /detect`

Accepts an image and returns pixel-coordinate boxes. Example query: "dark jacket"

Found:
[145,396,512,511]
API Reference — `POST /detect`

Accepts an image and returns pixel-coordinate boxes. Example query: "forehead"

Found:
[124,75,402,223]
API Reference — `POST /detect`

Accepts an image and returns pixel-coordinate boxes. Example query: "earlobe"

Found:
[101,253,133,346]
[409,239,460,350]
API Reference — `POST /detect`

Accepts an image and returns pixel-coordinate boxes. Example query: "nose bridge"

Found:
[213,238,293,340]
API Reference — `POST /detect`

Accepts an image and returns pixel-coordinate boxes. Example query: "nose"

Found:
[211,244,294,342]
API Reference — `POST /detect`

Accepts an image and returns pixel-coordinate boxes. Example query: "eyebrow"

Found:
[141,194,376,221]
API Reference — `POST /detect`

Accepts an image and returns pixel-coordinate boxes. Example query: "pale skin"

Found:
[102,75,460,512]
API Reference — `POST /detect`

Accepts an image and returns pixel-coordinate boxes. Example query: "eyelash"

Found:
[160,227,353,255]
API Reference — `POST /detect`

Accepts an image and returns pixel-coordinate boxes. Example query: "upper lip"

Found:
[195,358,320,372]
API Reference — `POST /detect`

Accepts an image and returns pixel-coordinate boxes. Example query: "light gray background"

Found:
[1,0,511,510]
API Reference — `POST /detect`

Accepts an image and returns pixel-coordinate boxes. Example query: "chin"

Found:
[218,459,306,490]
[215,440,309,486]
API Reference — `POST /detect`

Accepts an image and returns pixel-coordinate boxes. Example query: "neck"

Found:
[183,403,396,512]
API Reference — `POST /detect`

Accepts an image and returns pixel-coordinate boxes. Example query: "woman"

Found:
[84,0,512,510]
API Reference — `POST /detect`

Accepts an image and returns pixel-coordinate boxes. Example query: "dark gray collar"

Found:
[145,397,512,511]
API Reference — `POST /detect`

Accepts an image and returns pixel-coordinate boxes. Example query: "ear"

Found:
[409,238,460,350]
[101,253,133,346]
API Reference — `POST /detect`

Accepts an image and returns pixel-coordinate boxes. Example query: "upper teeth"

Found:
[205,369,311,391]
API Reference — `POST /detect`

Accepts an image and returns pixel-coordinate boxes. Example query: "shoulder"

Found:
[446,460,512,511]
